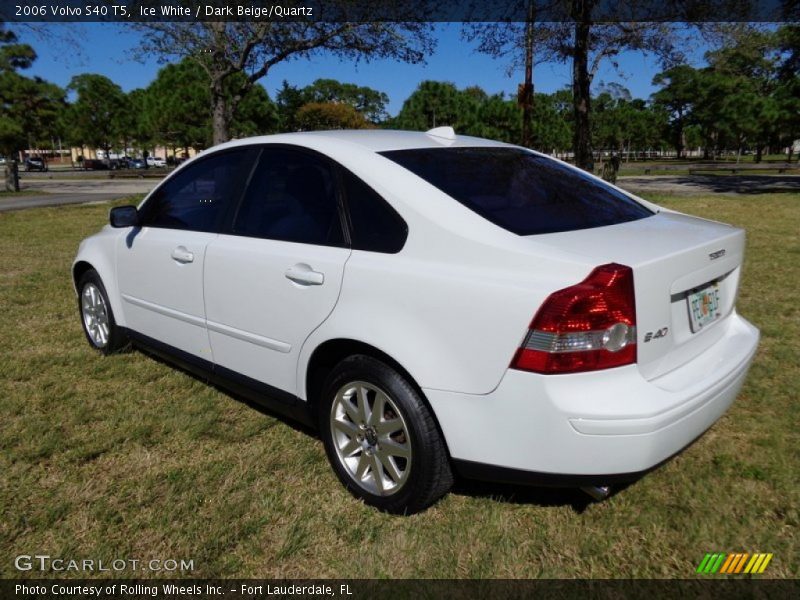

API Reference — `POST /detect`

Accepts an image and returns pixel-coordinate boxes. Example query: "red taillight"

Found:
[511,263,637,374]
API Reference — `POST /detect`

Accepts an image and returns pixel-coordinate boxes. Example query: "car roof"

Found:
[217,129,514,153]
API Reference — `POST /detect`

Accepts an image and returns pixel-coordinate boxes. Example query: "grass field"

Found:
[0,192,797,579]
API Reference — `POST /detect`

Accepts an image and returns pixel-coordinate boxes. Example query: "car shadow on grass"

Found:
[131,344,640,514]
[450,478,637,513]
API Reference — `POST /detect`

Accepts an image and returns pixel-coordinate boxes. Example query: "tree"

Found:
[276,78,388,131]
[232,82,278,138]
[464,2,684,170]
[297,78,389,123]
[463,3,554,147]
[392,81,481,133]
[774,24,800,160]
[64,74,126,160]
[0,24,65,162]
[275,80,307,132]
[143,59,212,151]
[652,65,699,157]
[135,20,433,144]
[143,59,279,152]
[295,102,373,131]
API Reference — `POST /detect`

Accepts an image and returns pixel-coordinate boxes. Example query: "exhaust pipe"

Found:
[581,485,611,501]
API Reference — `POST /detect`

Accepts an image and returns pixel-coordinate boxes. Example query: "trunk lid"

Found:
[529,211,745,380]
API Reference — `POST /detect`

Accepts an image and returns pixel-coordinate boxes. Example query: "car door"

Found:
[116,148,255,360]
[204,146,351,395]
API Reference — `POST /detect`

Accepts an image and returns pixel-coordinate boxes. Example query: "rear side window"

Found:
[141,149,251,232]
[380,148,653,235]
[342,171,407,253]
[232,148,344,246]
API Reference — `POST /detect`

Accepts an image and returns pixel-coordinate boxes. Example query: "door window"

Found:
[232,148,344,246]
[140,149,252,232]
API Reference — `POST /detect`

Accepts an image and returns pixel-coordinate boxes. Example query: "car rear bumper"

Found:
[424,313,759,480]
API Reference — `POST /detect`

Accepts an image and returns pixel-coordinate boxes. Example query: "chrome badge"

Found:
[709,249,726,260]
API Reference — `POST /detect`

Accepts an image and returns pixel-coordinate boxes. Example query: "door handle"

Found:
[285,263,324,286]
[171,246,194,264]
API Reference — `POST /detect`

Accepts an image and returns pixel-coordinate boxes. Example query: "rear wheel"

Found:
[77,269,128,355]
[319,355,453,514]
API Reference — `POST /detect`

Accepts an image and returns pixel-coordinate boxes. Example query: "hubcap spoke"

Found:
[380,439,411,459]
[375,418,402,435]
[368,392,387,427]
[332,418,359,438]
[342,396,360,423]
[340,438,361,457]
[355,454,370,480]
[377,450,403,483]
[356,385,371,424]
[371,454,385,494]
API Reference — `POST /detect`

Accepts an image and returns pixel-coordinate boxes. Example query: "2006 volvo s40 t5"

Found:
[73,128,759,513]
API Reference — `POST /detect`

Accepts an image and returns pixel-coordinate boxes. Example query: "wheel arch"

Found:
[303,338,452,457]
[72,260,95,293]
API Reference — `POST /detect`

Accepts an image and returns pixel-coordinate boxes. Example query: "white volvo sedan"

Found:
[73,128,759,513]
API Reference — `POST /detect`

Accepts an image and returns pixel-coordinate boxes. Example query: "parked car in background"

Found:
[72,128,760,514]
[24,157,47,172]
[146,156,166,167]
[130,158,146,169]
[82,159,109,171]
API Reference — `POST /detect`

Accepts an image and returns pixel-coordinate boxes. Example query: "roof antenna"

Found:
[426,126,456,141]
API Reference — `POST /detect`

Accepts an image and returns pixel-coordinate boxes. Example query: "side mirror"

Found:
[110,205,139,228]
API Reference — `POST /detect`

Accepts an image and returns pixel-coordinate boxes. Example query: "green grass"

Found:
[0,194,797,579]
[0,189,46,197]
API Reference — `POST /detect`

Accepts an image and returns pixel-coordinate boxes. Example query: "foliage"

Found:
[652,24,800,161]
[134,19,433,143]
[63,74,126,157]
[139,59,278,151]
[295,102,373,131]
[0,25,66,156]
[277,79,388,132]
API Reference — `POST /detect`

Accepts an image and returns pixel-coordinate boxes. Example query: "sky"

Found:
[16,23,710,116]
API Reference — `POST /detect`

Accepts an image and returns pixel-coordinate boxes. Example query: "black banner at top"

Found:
[3,0,800,23]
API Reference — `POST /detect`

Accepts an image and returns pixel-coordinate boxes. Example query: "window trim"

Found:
[137,146,259,233]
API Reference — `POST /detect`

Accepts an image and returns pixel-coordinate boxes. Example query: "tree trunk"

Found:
[211,81,230,146]
[520,6,535,148]
[571,0,593,171]
[5,161,20,192]
[755,145,763,163]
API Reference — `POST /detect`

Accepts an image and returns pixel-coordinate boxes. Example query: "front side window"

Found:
[380,147,653,236]
[140,149,252,232]
[232,148,344,246]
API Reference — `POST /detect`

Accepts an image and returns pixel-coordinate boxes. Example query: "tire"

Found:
[77,269,128,355]
[319,355,453,514]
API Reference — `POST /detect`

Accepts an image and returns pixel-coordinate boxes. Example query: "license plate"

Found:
[687,282,722,333]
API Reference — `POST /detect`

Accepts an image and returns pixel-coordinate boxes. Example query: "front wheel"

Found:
[77,269,128,355]
[319,355,453,514]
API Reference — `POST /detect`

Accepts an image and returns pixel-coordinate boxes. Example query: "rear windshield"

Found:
[380,147,653,235]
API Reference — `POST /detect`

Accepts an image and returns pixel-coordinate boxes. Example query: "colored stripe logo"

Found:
[696,553,773,574]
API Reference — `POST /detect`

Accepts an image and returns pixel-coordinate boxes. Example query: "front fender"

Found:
[72,227,127,328]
